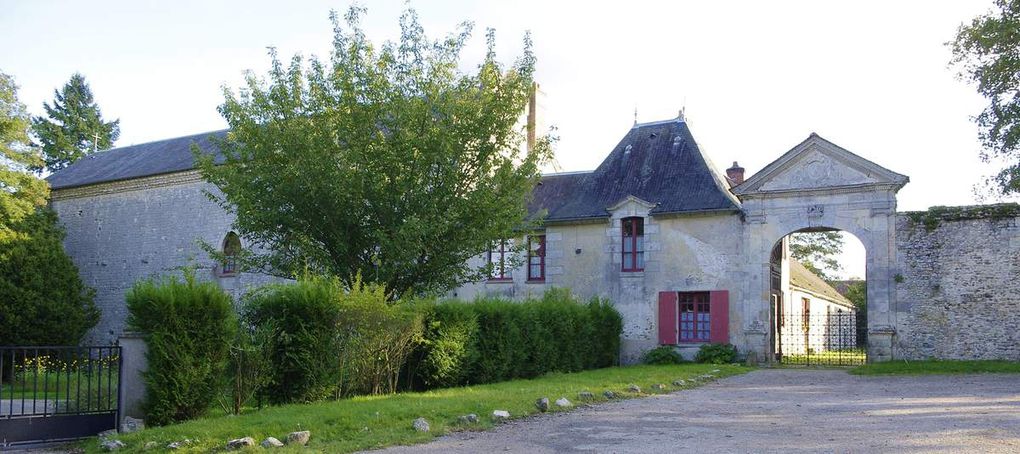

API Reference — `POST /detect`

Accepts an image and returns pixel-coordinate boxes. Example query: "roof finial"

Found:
[678,106,685,122]
[633,106,638,126]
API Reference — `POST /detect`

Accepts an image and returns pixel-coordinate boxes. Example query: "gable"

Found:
[733,133,908,197]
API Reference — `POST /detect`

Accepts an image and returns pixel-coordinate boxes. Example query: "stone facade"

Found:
[50,171,274,345]
[893,205,1020,360]
[454,199,747,363]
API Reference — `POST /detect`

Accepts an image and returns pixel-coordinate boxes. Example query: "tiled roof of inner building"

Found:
[789,260,854,307]
[530,119,741,222]
[46,130,228,190]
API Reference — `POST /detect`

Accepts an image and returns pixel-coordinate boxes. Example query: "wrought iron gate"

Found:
[0,346,121,446]
[776,310,866,366]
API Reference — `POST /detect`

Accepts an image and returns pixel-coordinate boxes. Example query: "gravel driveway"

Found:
[372,369,1020,453]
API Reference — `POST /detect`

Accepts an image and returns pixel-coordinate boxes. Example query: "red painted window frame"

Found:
[678,291,711,343]
[221,232,241,276]
[487,240,512,282]
[527,234,546,282]
[621,217,644,272]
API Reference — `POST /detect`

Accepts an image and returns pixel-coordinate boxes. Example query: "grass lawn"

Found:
[780,349,867,367]
[851,359,1020,375]
[85,364,748,453]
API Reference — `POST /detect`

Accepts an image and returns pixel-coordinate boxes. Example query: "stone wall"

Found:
[894,204,1020,360]
[50,173,275,345]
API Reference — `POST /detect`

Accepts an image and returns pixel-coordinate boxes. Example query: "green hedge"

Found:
[409,289,622,388]
[125,271,236,425]
[244,276,423,404]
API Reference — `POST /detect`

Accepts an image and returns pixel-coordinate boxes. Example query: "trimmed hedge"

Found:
[244,276,423,404]
[409,289,623,388]
[125,271,236,426]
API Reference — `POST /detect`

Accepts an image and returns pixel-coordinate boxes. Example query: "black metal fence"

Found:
[0,346,121,446]
[777,311,867,366]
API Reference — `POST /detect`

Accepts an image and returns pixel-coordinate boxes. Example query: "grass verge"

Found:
[851,359,1020,375]
[85,364,747,453]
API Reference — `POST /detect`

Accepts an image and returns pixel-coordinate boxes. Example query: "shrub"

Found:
[125,270,236,425]
[407,289,623,388]
[642,346,683,365]
[408,301,479,389]
[695,343,738,364]
[243,276,346,404]
[0,208,98,347]
[222,321,275,415]
[244,275,423,403]
[335,279,423,396]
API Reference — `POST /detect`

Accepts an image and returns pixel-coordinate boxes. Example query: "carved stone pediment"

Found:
[759,149,878,191]
[733,134,908,197]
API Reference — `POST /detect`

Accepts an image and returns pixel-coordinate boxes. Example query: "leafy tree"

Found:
[31,73,120,172]
[951,0,1020,196]
[789,231,844,280]
[841,280,867,347]
[0,71,48,242]
[0,208,99,346]
[197,7,551,296]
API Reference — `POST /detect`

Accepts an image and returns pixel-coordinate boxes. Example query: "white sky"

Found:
[2,0,1012,279]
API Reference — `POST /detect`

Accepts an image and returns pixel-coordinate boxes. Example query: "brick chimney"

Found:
[726,161,745,186]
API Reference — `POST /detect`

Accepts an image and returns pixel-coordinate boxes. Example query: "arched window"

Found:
[221,232,241,276]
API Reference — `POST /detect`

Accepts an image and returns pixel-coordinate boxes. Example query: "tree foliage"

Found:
[31,73,120,172]
[0,71,48,242]
[197,7,551,296]
[951,0,1020,196]
[789,231,844,280]
[0,208,99,346]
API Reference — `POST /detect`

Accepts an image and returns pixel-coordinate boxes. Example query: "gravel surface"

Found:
[370,369,1020,453]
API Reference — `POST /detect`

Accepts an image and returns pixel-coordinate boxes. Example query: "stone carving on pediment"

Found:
[760,150,877,191]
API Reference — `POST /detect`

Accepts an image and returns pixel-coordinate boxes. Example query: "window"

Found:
[801,297,811,331]
[487,240,511,281]
[527,234,546,282]
[221,232,241,276]
[621,217,644,271]
[678,292,711,342]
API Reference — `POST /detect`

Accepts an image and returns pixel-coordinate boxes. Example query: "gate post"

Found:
[117,332,148,425]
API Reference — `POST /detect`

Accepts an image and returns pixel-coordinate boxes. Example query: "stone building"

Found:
[46,114,1020,362]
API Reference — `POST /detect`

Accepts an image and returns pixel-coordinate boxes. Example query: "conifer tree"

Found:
[32,73,120,172]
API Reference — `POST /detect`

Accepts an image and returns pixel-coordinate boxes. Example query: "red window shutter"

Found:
[658,291,678,345]
[709,290,729,344]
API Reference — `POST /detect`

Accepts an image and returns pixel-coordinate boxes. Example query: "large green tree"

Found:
[197,7,552,296]
[789,231,844,280]
[32,73,120,172]
[951,0,1020,196]
[0,209,99,346]
[0,71,48,242]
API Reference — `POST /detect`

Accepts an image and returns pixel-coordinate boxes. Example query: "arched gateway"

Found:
[732,134,909,363]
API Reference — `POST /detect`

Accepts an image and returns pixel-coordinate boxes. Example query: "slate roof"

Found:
[530,119,741,221]
[46,130,228,190]
[49,118,741,221]
[789,260,854,308]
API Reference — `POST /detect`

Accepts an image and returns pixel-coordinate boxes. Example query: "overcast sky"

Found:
[1,0,1008,279]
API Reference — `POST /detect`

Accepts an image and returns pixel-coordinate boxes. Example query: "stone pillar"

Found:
[118,332,148,424]
[868,326,896,363]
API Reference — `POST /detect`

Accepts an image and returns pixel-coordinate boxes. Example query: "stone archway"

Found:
[733,134,909,362]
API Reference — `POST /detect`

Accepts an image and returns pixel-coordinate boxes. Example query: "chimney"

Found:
[726,161,745,186]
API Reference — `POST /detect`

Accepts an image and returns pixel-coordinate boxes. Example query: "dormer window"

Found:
[622,217,644,272]
[221,232,241,276]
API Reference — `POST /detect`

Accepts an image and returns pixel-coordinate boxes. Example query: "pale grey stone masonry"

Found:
[50,174,274,345]
[894,204,1020,360]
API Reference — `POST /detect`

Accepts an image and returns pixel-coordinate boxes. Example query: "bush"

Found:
[642,346,683,365]
[407,289,623,388]
[222,321,275,415]
[243,276,346,404]
[244,275,423,403]
[0,209,98,347]
[125,270,236,425]
[695,343,738,364]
